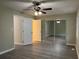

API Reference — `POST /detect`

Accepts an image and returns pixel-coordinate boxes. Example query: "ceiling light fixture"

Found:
[34,11,42,16]
[34,11,38,16]
[39,11,42,15]
[56,20,61,24]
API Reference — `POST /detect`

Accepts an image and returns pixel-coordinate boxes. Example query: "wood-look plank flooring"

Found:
[0,37,78,59]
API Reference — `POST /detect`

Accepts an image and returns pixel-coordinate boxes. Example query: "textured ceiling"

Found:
[1,0,79,16]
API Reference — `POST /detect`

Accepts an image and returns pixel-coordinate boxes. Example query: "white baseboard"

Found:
[24,42,32,45]
[0,48,15,55]
[14,42,24,45]
[66,43,75,46]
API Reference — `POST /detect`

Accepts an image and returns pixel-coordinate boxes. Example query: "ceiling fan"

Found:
[23,1,52,16]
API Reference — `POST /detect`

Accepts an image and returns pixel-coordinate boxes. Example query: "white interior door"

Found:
[22,18,32,45]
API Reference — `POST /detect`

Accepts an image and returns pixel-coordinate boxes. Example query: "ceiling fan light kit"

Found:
[39,11,42,15]
[34,11,42,16]
[56,20,61,23]
[34,11,38,16]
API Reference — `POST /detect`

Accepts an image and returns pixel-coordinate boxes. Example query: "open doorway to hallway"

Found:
[32,20,41,43]
[46,20,66,38]
[42,20,66,48]
[41,20,66,42]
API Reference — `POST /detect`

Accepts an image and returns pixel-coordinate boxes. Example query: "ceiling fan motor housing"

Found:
[33,1,41,6]
[34,7,41,11]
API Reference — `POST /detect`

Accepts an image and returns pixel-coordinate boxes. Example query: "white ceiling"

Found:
[1,0,79,16]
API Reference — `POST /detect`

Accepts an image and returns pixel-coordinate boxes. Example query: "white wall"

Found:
[14,15,23,45]
[0,6,14,52]
[76,9,79,59]
[44,21,49,37]
[66,14,76,45]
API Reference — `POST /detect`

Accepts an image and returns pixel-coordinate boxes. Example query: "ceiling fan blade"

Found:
[43,8,52,10]
[23,4,34,10]
[40,0,63,3]
[41,11,46,14]
[12,0,32,2]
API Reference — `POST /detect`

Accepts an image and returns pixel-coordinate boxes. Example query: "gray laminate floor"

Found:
[0,37,78,59]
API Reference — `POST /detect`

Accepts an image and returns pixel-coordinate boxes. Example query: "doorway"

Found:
[32,20,41,43]
[14,15,42,46]
[48,20,66,38]
[41,20,66,43]
[14,15,32,46]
